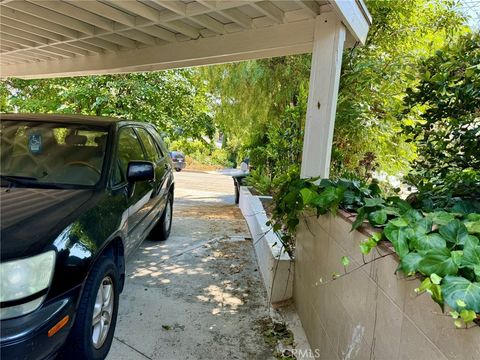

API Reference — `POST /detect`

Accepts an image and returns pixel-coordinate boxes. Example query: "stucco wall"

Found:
[294,213,480,360]
[239,186,294,303]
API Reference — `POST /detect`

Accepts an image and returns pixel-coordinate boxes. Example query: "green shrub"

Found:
[271,171,480,327]
[245,168,273,195]
[167,139,233,168]
[403,33,480,206]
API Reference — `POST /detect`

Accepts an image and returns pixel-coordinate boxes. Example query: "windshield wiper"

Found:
[0,175,39,184]
[0,175,70,189]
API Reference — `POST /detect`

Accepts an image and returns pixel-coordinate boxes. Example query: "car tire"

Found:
[59,256,119,360]
[175,168,182,172]
[150,194,173,241]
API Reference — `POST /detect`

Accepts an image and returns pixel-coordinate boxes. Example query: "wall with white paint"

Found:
[238,186,294,303]
[294,212,480,359]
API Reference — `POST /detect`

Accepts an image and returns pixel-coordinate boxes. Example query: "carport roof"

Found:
[1,113,125,126]
[0,0,371,79]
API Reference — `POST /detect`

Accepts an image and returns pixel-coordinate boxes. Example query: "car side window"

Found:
[136,127,161,163]
[146,127,166,158]
[114,127,146,184]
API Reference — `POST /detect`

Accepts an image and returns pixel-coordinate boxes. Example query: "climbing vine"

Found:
[270,173,480,328]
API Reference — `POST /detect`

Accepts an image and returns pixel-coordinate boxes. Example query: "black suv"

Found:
[0,114,175,360]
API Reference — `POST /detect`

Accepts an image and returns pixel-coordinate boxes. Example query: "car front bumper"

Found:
[0,286,80,360]
[173,161,186,170]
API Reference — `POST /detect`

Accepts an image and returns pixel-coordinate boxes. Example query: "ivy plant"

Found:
[271,173,480,327]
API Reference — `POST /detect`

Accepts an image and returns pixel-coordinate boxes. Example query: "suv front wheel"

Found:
[60,256,119,360]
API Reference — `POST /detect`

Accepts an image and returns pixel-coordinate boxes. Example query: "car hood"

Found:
[0,187,97,260]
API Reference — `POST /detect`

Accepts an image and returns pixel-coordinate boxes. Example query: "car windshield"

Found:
[171,151,184,159]
[0,120,109,188]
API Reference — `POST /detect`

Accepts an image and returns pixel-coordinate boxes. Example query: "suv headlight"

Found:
[0,251,56,320]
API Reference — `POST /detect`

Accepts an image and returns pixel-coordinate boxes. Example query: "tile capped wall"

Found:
[294,214,480,360]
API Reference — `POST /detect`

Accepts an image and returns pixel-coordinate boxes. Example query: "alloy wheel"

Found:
[91,276,114,349]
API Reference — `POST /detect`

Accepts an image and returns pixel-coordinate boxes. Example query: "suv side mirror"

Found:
[127,161,155,182]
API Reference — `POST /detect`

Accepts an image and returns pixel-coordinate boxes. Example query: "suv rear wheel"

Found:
[59,256,119,360]
[150,194,173,241]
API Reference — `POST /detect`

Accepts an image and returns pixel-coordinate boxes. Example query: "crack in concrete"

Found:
[114,336,153,360]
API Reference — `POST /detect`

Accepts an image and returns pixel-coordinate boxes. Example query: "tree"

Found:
[203,0,468,183]
[202,56,310,178]
[403,33,480,207]
[332,0,469,177]
[1,70,215,143]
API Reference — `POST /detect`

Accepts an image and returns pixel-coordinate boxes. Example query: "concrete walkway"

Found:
[107,171,274,360]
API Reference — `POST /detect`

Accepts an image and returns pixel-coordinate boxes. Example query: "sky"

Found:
[457,0,480,30]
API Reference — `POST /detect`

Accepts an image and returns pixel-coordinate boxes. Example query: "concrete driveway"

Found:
[107,170,274,360]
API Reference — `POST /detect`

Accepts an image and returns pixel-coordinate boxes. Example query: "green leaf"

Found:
[359,242,372,255]
[368,209,388,226]
[460,309,477,324]
[341,256,350,267]
[449,310,459,319]
[364,197,385,208]
[425,211,456,226]
[451,250,464,266]
[300,188,318,205]
[413,218,433,234]
[410,233,446,251]
[387,197,412,213]
[439,220,469,246]
[465,220,480,234]
[368,182,382,197]
[415,277,432,293]
[430,273,442,285]
[442,276,480,313]
[474,265,480,280]
[366,237,378,247]
[452,201,478,214]
[467,214,480,221]
[417,248,458,277]
[415,277,443,307]
[343,190,357,205]
[403,209,423,222]
[371,232,382,242]
[384,223,410,257]
[400,252,422,275]
[351,208,367,230]
[314,186,345,211]
[454,320,463,328]
[463,235,479,249]
[383,207,400,216]
[462,245,480,268]
[389,217,409,227]
[318,178,334,188]
[428,283,443,306]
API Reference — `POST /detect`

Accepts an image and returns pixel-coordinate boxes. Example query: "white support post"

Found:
[300,13,346,179]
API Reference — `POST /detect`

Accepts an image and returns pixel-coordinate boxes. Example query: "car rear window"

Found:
[136,127,161,163]
[116,127,146,178]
